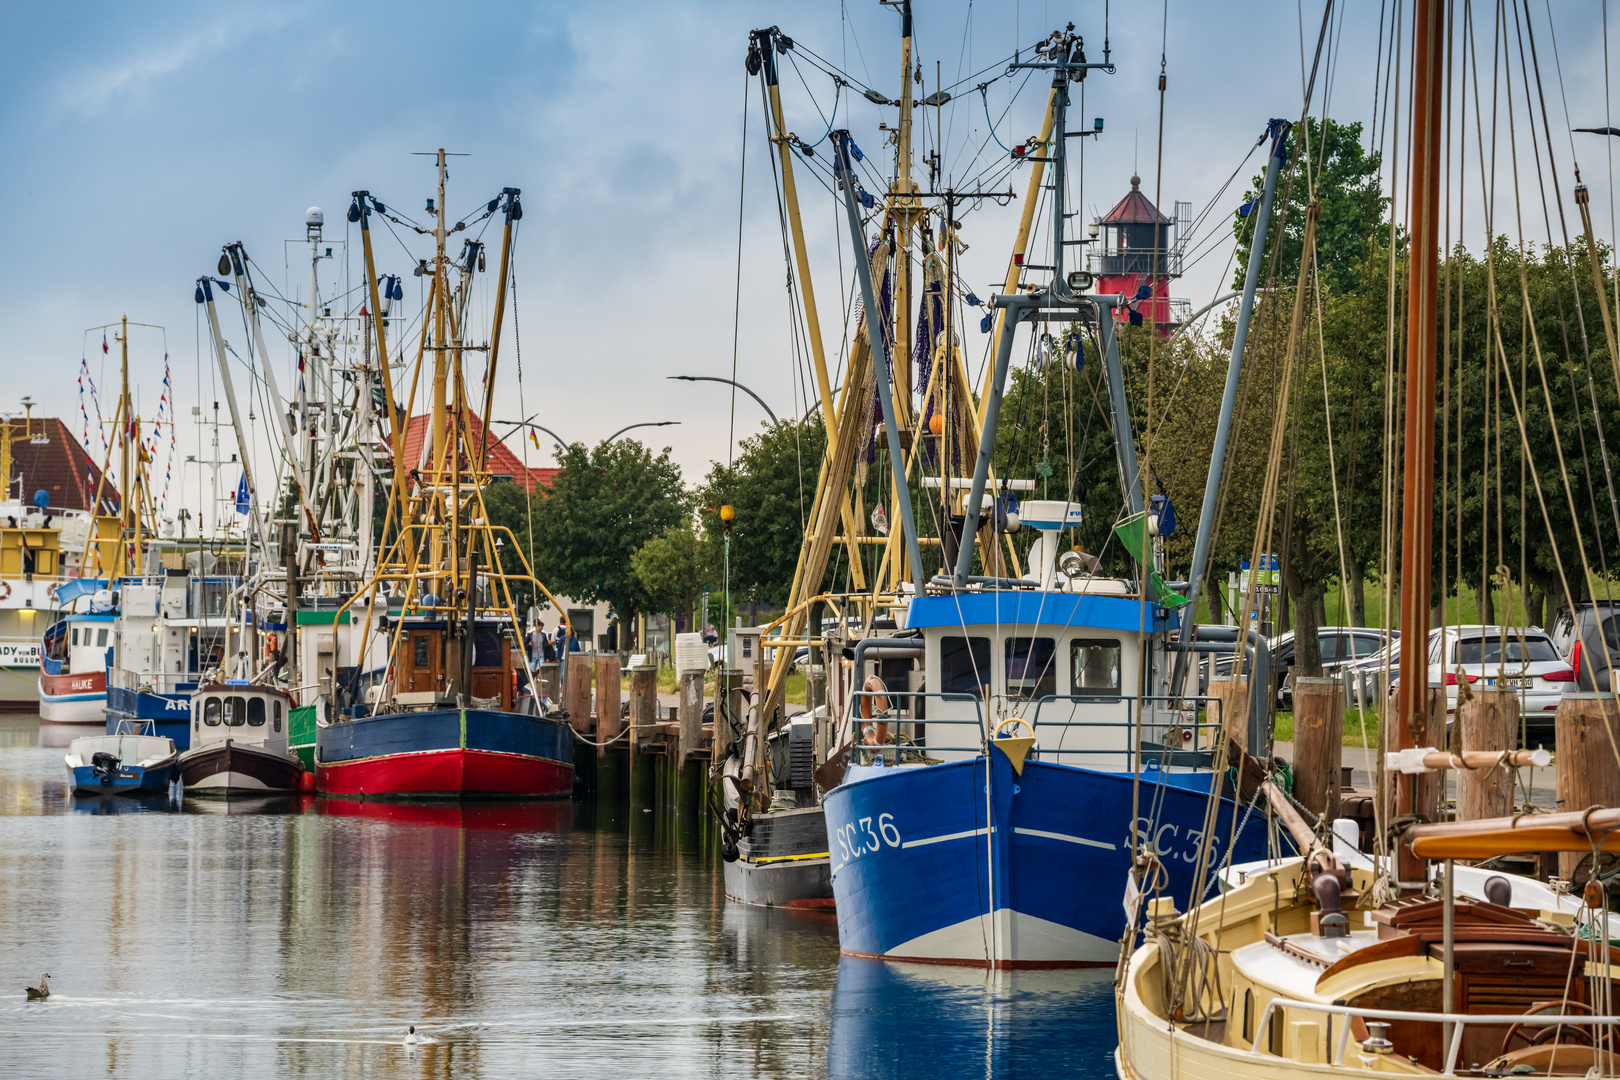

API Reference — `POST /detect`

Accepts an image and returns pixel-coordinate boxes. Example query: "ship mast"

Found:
[1395,0,1446,885]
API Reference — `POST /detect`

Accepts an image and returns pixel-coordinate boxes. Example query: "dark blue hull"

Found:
[68,759,180,796]
[823,752,1272,967]
[105,686,194,749]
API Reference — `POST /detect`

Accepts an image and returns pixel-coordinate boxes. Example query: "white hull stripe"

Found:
[901,827,989,849]
[1013,827,1114,849]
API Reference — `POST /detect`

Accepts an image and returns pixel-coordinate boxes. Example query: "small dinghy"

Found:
[179,684,303,795]
[65,723,179,796]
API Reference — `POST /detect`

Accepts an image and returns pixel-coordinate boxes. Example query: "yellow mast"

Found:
[885,2,922,590]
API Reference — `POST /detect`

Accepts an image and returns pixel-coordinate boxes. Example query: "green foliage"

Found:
[524,439,689,618]
[697,417,826,605]
[631,522,710,620]
[1234,117,1387,296]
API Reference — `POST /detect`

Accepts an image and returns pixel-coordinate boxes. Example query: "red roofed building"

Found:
[399,409,558,492]
[3,417,121,514]
[1088,175,1188,332]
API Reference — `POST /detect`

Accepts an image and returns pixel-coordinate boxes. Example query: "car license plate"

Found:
[1497,676,1530,689]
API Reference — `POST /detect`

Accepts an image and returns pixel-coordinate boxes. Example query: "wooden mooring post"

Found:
[564,653,592,734]
[1455,689,1519,823]
[1208,676,1249,754]
[628,663,658,805]
[1555,693,1620,879]
[1291,677,1342,823]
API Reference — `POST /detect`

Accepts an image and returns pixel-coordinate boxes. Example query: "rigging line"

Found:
[1517,0,1620,552]
[728,69,749,481]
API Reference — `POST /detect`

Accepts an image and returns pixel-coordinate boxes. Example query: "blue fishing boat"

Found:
[807,29,1291,967]
[822,582,1273,967]
[64,724,180,796]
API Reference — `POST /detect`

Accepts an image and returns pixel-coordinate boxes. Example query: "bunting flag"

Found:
[235,472,250,515]
[153,355,175,513]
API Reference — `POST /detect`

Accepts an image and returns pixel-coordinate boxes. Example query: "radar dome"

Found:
[306,207,325,227]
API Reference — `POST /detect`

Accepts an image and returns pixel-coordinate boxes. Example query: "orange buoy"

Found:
[928,414,944,435]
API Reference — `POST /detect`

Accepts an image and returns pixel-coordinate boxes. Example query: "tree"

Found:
[1234,117,1387,297]
[631,522,710,626]
[525,439,689,619]
[696,417,827,606]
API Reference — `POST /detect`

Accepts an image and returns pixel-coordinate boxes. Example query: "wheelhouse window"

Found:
[939,636,991,695]
[1005,637,1057,701]
[414,634,430,667]
[247,698,266,727]
[273,702,282,732]
[97,629,108,647]
[71,628,79,646]
[1070,638,1123,696]
[203,697,222,726]
[226,696,247,727]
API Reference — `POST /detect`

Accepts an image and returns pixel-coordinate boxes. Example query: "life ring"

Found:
[0,582,11,601]
[860,674,890,748]
[264,632,279,662]
[45,581,58,603]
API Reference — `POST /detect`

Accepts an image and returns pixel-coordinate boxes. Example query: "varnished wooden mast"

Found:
[1396,0,1446,884]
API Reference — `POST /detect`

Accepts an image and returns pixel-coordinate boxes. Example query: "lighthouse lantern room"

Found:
[1088,175,1188,332]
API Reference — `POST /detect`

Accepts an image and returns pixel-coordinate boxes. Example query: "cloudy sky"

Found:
[3,1,1617,531]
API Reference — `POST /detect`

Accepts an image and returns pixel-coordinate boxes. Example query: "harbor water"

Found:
[0,715,1117,1077]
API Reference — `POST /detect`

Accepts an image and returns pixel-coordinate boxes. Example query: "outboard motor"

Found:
[90,752,120,784]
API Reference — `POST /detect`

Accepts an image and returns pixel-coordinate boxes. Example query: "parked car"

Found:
[1429,624,1573,747]
[1345,639,1400,707]
[1549,602,1620,692]
[1212,626,1394,709]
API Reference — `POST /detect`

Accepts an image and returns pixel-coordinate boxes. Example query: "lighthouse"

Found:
[1088,175,1186,332]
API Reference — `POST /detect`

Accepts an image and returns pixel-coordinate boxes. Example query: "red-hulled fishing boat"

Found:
[312,153,573,800]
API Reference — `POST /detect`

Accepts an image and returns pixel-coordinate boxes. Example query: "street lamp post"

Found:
[667,376,778,424]
[605,421,680,443]
[491,416,569,450]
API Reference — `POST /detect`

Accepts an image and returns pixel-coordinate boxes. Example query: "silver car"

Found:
[1428,625,1574,745]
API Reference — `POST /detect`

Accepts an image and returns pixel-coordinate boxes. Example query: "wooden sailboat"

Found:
[312,151,574,799]
[1115,1,1620,1074]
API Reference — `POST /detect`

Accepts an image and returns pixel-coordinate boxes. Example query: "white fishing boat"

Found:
[179,684,303,794]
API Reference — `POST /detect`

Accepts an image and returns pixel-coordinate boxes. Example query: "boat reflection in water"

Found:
[69,790,181,815]
[182,793,312,816]
[314,797,573,831]
[826,956,1117,1079]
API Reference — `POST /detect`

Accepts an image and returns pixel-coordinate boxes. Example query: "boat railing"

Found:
[1250,996,1620,1074]
[848,691,1225,768]
[849,691,983,764]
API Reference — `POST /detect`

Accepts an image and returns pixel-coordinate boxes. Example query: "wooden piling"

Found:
[1291,677,1343,823]
[565,653,593,735]
[595,654,622,742]
[630,665,658,752]
[1209,676,1250,754]
[678,672,704,763]
[1554,693,1620,878]
[1455,689,1520,823]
